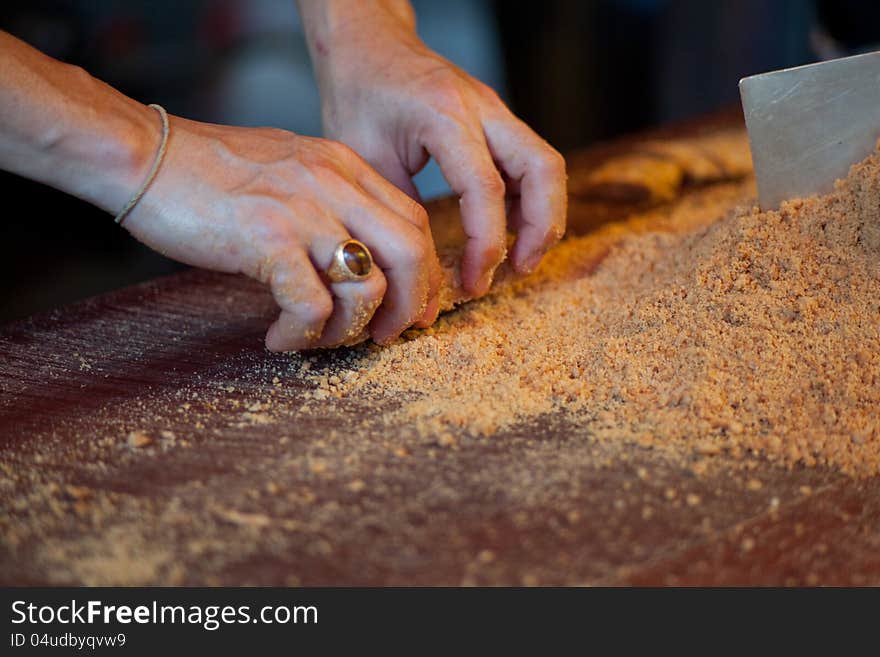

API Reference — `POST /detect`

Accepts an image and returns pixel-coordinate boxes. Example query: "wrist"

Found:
[0,32,159,216]
[298,0,418,79]
[30,67,159,215]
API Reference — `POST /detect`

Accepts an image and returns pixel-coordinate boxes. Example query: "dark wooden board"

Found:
[1,113,878,586]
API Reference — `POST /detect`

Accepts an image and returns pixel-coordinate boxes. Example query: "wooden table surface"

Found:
[2,115,878,586]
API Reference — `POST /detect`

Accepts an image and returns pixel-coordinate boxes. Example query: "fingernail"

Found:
[522,251,543,274]
[414,295,440,328]
[346,329,370,347]
[475,269,495,295]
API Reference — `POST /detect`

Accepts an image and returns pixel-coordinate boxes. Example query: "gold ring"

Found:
[326,239,373,283]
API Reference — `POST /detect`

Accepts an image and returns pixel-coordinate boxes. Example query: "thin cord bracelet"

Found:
[114,103,169,226]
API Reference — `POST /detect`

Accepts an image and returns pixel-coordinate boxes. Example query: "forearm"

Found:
[0,30,156,214]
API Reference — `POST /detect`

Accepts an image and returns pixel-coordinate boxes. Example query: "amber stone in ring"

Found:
[341,240,372,277]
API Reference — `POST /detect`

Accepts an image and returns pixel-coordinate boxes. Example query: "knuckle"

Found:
[475,81,502,105]
[536,146,567,180]
[478,170,506,199]
[261,127,293,142]
[327,139,358,163]
[250,212,293,245]
[297,293,333,326]
[429,77,470,117]
[307,140,355,173]
[399,231,431,269]
[311,159,349,189]
[550,148,568,177]
[408,202,431,232]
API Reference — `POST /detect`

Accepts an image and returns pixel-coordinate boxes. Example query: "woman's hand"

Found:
[299,0,568,296]
[0,30,441,351]
[124,117,443,350]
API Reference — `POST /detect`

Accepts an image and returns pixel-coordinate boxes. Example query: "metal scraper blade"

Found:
[739,50,880,210]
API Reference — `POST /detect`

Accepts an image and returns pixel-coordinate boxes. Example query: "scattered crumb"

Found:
[214,507,271,528]
[64,485,93,501]
[346,479,365,492]
[126,431,153,448]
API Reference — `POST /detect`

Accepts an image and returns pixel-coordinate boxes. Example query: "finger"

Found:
[311,271,388,349]
[329,186,433,344]
[263,247,334,352]
[483,113,567,273]
[423,121,508,297]
[413,294,440,330]
[355,156,441,327]
[298,212,387,348]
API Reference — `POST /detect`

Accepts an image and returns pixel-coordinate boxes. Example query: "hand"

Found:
[0,30,441,352]
[123,116,443,350]
[301,1,567,296]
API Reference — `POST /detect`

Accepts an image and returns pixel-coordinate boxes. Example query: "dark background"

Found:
[1,0,878,324]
